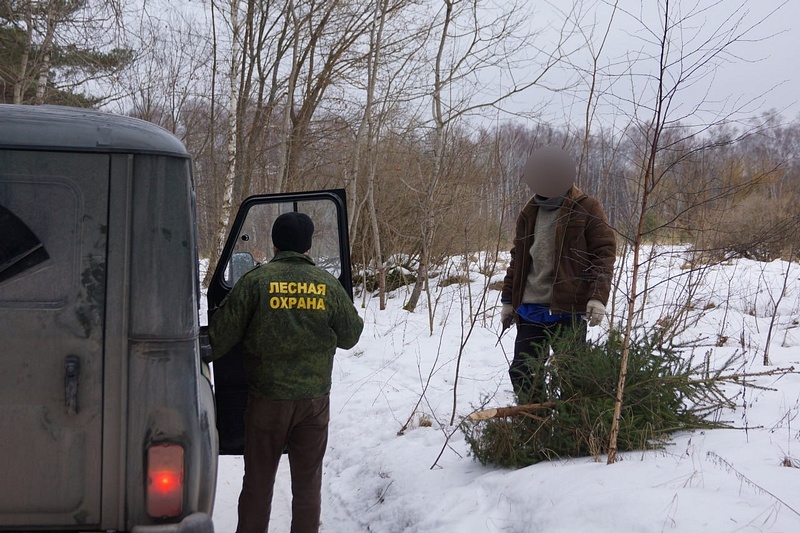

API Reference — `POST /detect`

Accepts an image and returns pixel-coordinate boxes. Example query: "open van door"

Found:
[205,189,353,454]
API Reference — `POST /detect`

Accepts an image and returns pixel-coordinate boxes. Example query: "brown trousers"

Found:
[235,395,330,533]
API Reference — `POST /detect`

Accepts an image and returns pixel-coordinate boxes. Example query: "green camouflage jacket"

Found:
[208,251,364,400]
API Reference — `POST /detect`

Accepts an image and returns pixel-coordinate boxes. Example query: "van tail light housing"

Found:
[146,443,184,518]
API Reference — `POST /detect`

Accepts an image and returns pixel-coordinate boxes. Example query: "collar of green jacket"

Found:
[271,250,315,264]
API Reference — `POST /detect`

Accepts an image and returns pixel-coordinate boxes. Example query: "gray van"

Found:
[0,104,354,532]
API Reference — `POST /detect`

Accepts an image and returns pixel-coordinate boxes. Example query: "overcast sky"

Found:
[633,0,800,118]
[713,0,799,117]
[500,0,799,127]
[131,1,798,130]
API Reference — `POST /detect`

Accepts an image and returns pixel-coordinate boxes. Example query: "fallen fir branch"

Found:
[468,402,556,421]
[684,366,797,418]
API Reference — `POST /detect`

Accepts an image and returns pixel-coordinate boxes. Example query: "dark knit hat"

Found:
[272,212,314,253]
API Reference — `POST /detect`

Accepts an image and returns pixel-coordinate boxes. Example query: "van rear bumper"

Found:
[131,512,214,533]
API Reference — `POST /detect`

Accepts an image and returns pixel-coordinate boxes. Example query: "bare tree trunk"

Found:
[404,0,453,315]
[604,0,765,463]
[607,65,663,468]
[275,0,299,194]
[34,50,50,102]
[763,246,794,366]
[209,0,242,278]
[14,7,34,104]
[607,0,673,464]
[33,1,59,104]
[344,0,387,308]
[365,0,392,310]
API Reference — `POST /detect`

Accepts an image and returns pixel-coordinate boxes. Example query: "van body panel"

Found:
[0,105,188,156]
[0,104,216,533]
[0,151,108,527]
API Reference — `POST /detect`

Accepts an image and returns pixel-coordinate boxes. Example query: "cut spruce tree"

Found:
[462,328,788,468]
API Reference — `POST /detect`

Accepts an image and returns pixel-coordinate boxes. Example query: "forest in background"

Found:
[2,0,798,295]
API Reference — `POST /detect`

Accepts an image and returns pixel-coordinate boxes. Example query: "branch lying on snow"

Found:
[468,402,556,421]
[686,365,798,418]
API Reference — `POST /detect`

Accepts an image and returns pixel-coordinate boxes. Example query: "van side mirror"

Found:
[227,251,255,285]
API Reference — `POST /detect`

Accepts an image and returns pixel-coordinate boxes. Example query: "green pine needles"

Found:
[462,328,743,468]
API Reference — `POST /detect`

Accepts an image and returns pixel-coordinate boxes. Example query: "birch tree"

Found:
[346,0,427,310]
[604,0,782,464]
[205,0,242,286]
[203,0,375,283]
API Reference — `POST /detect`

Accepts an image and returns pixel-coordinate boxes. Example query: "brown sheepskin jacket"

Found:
[501,186,616,322]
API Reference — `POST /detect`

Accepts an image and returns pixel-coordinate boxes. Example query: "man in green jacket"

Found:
[501,146,616,403]
[209,211,364,533]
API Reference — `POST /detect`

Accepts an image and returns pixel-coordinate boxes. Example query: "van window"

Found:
[128,155,198,338]
[0,203,50,285]
[0,179,78,305]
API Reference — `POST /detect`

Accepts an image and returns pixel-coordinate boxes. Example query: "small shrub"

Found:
[355,267,417,293]
[781,456,800,468]
[692,194,800,262]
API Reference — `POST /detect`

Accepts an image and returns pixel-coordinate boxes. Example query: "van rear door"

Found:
[206,189,353,454]
[0,151,107,528]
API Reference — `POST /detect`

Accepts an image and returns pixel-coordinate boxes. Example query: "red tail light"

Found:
[146,443,184,518]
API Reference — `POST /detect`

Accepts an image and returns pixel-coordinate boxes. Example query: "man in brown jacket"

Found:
[500,146,616,402]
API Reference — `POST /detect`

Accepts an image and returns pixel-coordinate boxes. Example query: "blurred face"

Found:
[521,146,576,198]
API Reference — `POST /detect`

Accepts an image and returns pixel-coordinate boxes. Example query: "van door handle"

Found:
[65,355,80,415]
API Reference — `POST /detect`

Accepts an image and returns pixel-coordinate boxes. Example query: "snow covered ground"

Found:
[204,248,800,532]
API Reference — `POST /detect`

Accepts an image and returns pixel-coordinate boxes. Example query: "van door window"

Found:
[0,202,50,286]
[224,198,343,287]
